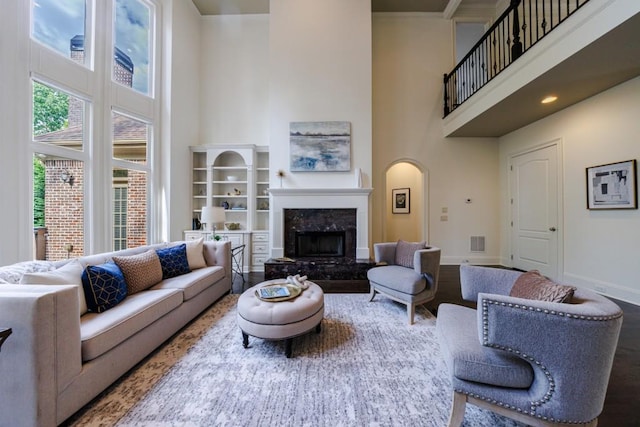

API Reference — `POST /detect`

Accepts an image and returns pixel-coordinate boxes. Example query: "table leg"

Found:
[284,338,292,358]
[242,332,249,348]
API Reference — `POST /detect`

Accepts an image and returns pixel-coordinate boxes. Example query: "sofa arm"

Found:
[414,247,441,287]
[459,264,522,302]
[203,240,232,278]
[477,290,623,421]
[0,284,82,427]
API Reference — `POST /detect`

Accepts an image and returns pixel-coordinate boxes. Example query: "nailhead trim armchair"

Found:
[437,265,623,427]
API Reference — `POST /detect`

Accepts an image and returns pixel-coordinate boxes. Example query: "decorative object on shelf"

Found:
[263,189,269,195]
[354,167,362,188]
[289,121,351,172]
[221,201,230,210]
[225,222,240,230]
[392,188,410,214]
[192,217,201,230]
[226,175,238,181]
[259,201,269,210]
[234,188,241,195]
[201,206,225,233]
[586,159,637,210]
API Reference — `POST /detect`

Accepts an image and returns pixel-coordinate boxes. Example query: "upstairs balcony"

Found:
[443,0,640,137]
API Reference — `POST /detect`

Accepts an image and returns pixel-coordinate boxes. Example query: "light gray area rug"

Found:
[67,294,522,427]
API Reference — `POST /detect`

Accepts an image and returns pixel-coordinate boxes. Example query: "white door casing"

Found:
[510,143,562,279]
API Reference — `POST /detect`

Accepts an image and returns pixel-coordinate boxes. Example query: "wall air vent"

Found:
[470,236,485,252]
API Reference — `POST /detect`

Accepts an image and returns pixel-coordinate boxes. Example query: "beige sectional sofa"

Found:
[0,239,232,427]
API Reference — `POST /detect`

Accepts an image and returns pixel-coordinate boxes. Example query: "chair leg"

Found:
[407,303,415,324]
[447,391,467,427]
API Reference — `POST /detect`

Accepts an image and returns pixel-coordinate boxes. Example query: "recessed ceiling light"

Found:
[541,95,558,104]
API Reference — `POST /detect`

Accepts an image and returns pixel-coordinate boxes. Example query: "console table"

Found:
[0,328,12,352]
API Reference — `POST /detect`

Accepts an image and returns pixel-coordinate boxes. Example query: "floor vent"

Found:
[470,236,485,252]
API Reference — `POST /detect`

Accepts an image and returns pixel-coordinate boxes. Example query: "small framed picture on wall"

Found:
[586,159,637,210]
[392,188,410,214]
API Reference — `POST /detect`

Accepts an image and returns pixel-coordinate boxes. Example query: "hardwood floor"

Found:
[236,266,639,426]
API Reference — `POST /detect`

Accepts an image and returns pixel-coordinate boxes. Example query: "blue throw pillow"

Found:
[156,244,191,279]
[81,262,127,313]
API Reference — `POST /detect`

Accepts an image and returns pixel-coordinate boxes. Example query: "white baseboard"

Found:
[562,272,640,306]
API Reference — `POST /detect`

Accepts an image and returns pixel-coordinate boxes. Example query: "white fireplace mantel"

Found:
[269,187,373,259]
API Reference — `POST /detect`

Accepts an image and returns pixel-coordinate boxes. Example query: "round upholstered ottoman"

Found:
[237,280,324,358]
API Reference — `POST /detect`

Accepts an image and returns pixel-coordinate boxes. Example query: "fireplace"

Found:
[295,231,346,258]
[266,188,375,290]
[268,187,372,260]
[284,208,356,259]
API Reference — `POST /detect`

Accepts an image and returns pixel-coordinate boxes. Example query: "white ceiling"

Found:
[190,0,485,15]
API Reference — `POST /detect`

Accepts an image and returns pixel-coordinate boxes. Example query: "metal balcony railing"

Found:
[443,0,591,117]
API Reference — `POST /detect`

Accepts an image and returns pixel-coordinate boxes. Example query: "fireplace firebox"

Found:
[295,231,345,258]
[283,208,356,259]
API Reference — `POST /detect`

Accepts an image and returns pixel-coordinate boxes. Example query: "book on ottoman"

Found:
[259,286,291,299]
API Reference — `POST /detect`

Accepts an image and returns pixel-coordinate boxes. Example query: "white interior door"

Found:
[510,144,560,279]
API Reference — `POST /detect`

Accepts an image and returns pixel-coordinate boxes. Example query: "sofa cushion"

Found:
[394,240,425,268]
[510,270,576,303]
[81,262,128,313]
[437,303,534,389]
[368,265,426,295]
[113,250,163,294]
[80,288,182,362]
[185,237,207,269]
[20,259,88,315]
[151,265,226,301]
[156,244,191,279]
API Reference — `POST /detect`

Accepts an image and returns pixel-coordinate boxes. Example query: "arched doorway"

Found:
[384,161,427,242]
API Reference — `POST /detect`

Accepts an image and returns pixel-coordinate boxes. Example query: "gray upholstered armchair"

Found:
[367,241,441,324]
[437,265,623,427]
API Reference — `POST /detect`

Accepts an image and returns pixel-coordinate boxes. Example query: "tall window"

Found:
[112,111,150,249]
[29,0,160,259]
[32,81,86,260]
[113,0,152,95]
[32,0,87,66]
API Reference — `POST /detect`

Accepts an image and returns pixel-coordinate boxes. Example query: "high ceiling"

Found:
[191,0,484,15]
[190,1,640,137]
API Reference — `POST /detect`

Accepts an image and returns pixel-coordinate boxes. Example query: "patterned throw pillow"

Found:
[510,270,576,303]
[185,237,207,269]
[81,262,127,313]
[21,259,89,315]
[394,240,426,268]
[112,250,163,294]
[0,260,55,284]
[156,244,191,279]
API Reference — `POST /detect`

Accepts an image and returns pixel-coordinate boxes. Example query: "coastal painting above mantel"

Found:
[289,121,351,172]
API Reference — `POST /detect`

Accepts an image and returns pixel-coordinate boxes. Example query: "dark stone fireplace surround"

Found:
[265,207,374,291]
[284,208,357,259]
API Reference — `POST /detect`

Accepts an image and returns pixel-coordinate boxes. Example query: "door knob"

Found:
[549,227,557,232]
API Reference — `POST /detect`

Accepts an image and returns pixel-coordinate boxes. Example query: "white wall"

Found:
[372,13,500,264]
[200,15,270,146]
[268,0,373,190]
[499,76,640,304]
[0,0,30,264]
[165,0,203,241]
